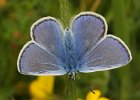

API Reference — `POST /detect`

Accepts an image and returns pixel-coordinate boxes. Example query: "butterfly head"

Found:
[68,70,78,80]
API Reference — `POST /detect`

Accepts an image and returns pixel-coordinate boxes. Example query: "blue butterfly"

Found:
[17,12,132,80]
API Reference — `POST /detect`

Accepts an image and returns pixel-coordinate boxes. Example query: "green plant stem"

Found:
[66,75,76,100]
[59,0,71,28]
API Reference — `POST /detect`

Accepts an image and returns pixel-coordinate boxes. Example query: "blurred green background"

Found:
[0,0,140,100]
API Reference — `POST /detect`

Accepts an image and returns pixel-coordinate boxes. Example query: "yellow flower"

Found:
[30,76,54,100]
[86,90,109,100]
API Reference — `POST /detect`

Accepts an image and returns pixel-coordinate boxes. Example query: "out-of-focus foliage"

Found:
[0,0,140,100]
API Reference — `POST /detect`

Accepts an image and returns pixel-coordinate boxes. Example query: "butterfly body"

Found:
[63,29,79,79]
[17,12,132,79]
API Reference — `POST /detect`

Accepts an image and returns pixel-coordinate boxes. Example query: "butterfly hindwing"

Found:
[17,41,67,75]
[79,35,132,73]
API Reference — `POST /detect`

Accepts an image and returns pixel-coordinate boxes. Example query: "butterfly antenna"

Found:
[77,75,95,94]
[86,84,95,94]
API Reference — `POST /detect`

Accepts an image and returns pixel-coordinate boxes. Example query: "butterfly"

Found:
[17,12,132,80]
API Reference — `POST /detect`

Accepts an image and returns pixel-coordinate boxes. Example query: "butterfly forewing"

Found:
[71,12,107,59]
[31,17,65,60]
